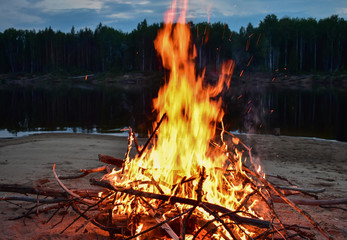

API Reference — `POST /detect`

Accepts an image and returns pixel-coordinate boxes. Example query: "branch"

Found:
[60,165,108,180]
[98,154,125,168]
[277,186,326,194]
[273,197,347,206]
[0,196,66,204]
[53,164,96,205]
[90,179,270,229]
[0,183,65,197]
[138,113,167,158]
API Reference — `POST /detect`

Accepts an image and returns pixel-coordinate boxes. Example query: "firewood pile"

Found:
[0,123,345,240]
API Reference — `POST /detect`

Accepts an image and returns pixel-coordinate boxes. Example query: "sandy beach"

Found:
[0,133,346,239]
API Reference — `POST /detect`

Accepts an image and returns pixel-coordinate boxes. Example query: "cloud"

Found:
[138,1,150,5]
[0,0,42,30]
[103,0,162,22]
[337,8,347,15]
[108,12,134,20]
[35,0,104,12]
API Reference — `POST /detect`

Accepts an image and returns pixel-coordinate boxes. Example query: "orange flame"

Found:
[147,0,235,192]
[105,1,264,239]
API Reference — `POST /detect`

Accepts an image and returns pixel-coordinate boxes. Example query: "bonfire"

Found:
[0,1,344,239]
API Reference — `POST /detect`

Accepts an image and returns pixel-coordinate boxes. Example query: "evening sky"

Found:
[1,0,346,33]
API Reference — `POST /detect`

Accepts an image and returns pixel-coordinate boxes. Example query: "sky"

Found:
[1,0,346,33]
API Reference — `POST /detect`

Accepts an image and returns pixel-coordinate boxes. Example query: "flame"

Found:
[105,1,264,239]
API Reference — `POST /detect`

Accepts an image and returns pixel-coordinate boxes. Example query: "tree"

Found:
[259,14,279,71]
[0,15,346,74]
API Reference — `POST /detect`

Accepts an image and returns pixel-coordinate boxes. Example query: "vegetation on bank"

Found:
[0,15,346,77]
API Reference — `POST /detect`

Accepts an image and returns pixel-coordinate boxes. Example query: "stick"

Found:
[131,130,140,154]
[272,197,347,206]
[149,209,179,240]
[9,203,66,221]
[53,164,96,205]
[0,184,66,197]
[0,196,66,204]
[61,193,113,233]
[123,208,192,240]
[60,165,107,180]
[259,176,334,240]
[277,186,326,194]
[90,179,270,228]
[124,127,134,161]
[182,167,206,240]
[70,202,121,233]
[220,130,334,240]
[98,154,125,168]
[200,203,239,240]
[138,113,167,158]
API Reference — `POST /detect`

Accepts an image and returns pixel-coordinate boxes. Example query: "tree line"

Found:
[0,15,346,75]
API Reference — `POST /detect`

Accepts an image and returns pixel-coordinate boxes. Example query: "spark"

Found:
[247,56,253,67]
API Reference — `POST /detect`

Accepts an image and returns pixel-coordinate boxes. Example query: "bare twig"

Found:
[277,186,326,194]
[272,197,347,206]
[124,127,134,161]
[53,164,96,205]
[61,192,113,233]
[260,176,334,240]
[0,196,66,204]
[0,183,66,197]
[131,129,140,154]
[219,130,334,240]
[60,165,107,180]
[138,113,167,158]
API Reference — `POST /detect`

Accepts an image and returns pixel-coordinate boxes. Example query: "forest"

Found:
[0,14,346,75]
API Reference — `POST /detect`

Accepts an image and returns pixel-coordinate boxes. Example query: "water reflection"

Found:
[0,83,157,137]
[223,85,347,141]
[0,81,346,141]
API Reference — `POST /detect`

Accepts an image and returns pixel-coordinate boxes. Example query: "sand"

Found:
[0,133,346,239]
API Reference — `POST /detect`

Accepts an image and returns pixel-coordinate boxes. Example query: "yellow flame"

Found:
[105,1,264,239]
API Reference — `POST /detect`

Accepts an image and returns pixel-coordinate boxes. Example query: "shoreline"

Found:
[1,129,345,144]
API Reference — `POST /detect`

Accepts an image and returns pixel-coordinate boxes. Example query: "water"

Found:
[0,77,346,141]
[0,79,158,138]
[223,86,347,141]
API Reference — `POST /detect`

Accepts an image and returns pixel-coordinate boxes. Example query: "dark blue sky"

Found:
[1,0,346,33]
